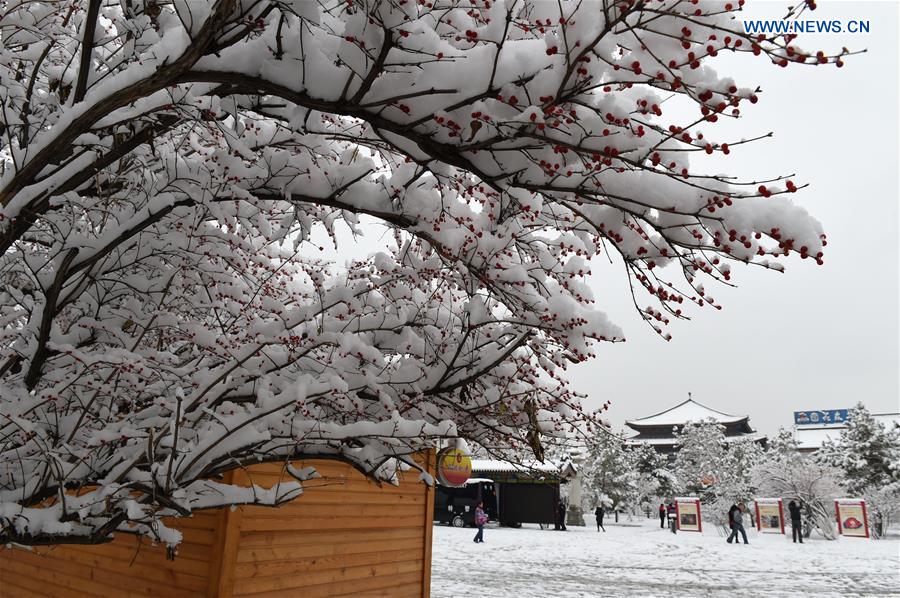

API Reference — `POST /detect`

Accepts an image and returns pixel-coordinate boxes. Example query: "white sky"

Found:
[572,1,900,436]
[327,1,900,438]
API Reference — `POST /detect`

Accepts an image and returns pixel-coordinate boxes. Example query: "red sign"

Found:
[675,497,702,532]
[835,499,870,538]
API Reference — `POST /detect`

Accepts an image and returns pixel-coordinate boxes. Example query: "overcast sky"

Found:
[572,1,899,436]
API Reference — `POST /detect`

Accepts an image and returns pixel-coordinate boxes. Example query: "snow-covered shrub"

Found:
[673,419,763,529]
[817,404,900,496]
[863,481,900,538]
[0,0,848,546]
[752,430,840,540]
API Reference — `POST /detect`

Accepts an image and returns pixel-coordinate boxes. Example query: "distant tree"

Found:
[752,428,840,540]
[582,433,638,512]
[818,404,900,495]
[818,404,900,536]
[631,442,677,502]
[863,481,900,539]
[673,419,762,527]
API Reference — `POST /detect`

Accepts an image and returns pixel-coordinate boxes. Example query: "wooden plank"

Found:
[238,514,424,532]
[241,503,423,520]
[233,560,423,595]
[0,554,110,597]
[234,547,420,578]
[0,562,88,598]
[53,545,208,592]
[233,571,424,598]
[421,447,436,598]
[235,537,423,563]
[176,526,216,546]
[64,541,209,578]
[208,469,244,597]
[237,526,423,548]
[251,490,426,506]
[7,547,199,597]
[0,577,49,598]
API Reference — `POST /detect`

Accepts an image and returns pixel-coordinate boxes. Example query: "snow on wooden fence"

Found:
[0,451,436,597]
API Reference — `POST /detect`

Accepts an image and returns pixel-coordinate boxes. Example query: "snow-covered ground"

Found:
[431,517,900,597]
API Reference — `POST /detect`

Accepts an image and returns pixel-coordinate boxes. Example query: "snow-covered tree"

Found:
[863,481,900,539]
[673,419,762,527]
[0,0,848,546]
[818,403,900,495]
[817,404,900,537]
[631,441,676,504]
[582,432,637,511]
[751,428,840,539]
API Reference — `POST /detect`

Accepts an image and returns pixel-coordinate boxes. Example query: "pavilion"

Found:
[625,394,765,456]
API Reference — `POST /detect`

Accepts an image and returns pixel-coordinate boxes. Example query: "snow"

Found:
[471,459,569,475]
[626,399,746,427]
[431,518,900,597]
[796,428,845,451]
[796,413,900,451]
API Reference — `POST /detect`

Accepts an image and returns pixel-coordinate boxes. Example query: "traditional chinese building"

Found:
[625,395,765,457]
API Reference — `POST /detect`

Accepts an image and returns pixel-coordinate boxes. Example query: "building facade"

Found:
[793,408,900,453]
[625,396,765,456]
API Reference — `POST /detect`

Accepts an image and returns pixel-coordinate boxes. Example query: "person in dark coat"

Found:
[727,503,749,544]
[557,500,567,531]
[788,499,804,543]
[595,505,606,532]
[666,503,677,534]
[726,503,739,543]
[658,503,667,528]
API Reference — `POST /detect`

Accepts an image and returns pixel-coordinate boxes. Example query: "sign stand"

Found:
[674,497,702,532]
[754,498,785,534]
[835,499,870,538]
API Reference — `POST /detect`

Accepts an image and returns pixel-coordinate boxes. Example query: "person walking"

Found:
[473,502,487,543]
[666,503,677,534]
[788,499,804,544]
[595,505,606,532]
[658,503,667,528]
[726,503,739,543]
[727,503,749,544]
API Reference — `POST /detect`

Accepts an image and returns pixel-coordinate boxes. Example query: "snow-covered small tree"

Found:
[0,0,851,547]
[817,405,900,537]
[673,419,762,527]
[863,481,900,539]
[582,432,638,512]
[752,429,840,540]
[817,404,900,495]
[631,441,677,505]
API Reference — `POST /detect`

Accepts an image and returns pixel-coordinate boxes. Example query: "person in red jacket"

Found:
[473,502,487,543]
[658,503,667,528]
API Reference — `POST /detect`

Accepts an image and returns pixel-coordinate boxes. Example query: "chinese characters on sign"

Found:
[793,409,849,426]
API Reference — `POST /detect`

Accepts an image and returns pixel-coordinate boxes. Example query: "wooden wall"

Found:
[0,451,436,597]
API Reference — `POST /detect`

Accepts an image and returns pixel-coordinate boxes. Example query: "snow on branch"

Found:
[0,0,847,546]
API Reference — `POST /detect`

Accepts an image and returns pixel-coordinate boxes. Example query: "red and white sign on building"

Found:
[754,498,785,534]
[675,497,702,532]
[835,499,870,538]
